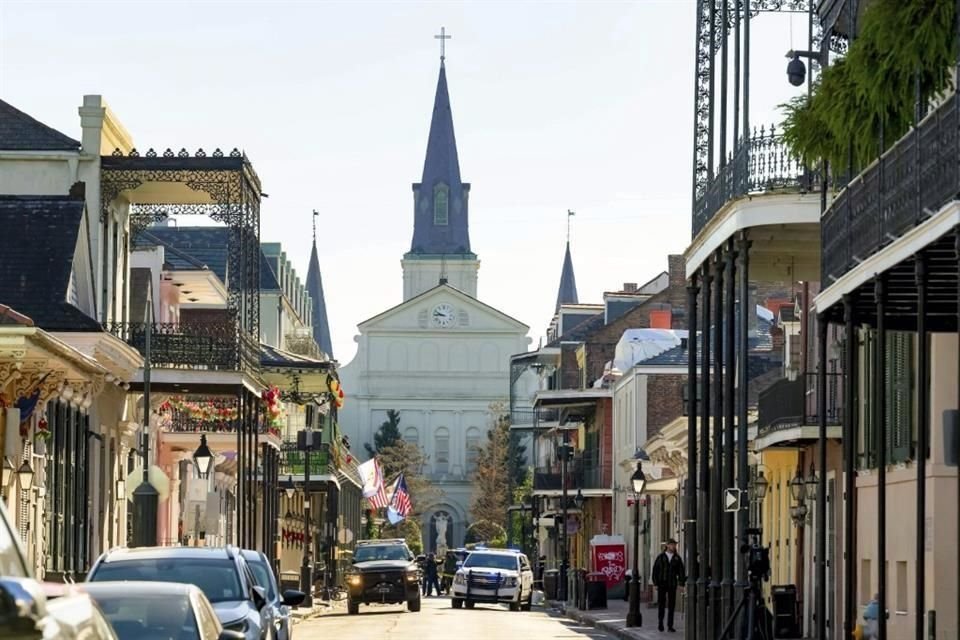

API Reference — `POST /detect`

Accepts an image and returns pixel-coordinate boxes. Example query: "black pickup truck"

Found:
[344,539,421,615]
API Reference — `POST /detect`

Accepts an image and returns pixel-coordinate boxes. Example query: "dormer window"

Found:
[434,183,449,225]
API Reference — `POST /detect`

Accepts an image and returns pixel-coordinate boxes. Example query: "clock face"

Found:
[431,303,455,328]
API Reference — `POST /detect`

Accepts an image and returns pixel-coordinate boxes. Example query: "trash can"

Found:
[585,572,608,610]
[771,584,800,638]
[543,569,559,601]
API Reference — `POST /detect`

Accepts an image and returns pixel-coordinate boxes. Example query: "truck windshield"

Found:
[354,545,409,562]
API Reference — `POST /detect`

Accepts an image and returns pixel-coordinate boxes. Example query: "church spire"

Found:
[408,55,472,257]
[555,212,579,312]
[307,210,334,358]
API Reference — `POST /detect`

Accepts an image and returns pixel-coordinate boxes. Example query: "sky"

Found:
[0,1,813,364]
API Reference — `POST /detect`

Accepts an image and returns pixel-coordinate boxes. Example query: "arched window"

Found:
[465,427,481,475]
[433,184,449,225]
[404,427,419,445]
[434,427,450,475]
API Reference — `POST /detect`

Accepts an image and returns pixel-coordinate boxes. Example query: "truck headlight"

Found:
[347,574,362,586]
[505,576,518,587]
[406,570,420,582]
[453,573,465,585]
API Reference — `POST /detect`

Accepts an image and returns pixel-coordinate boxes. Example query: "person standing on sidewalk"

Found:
[652,538,686,632]
[423,552,441,597]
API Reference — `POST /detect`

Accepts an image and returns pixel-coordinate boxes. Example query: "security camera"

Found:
[787,56,806,87]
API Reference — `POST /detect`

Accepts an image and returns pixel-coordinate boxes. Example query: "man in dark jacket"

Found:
[652,538,686,632]
[423,552,441,596]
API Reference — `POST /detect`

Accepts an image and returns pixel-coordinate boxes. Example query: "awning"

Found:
[644,477,680,495]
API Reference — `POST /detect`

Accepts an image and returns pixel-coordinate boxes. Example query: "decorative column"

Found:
[722,240,736,622]
[874,276,888,640]
[684,277,699,640]
[711,251,725,636]
[842,294,858,639]
[915,256,929,640]
[698,263,712,638]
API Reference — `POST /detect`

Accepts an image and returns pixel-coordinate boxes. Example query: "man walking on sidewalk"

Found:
[652,538,686,632]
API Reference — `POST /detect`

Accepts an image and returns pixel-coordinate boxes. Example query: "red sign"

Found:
[591,543,626,588]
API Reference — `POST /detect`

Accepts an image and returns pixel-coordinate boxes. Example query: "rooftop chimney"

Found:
[623,282,638,293]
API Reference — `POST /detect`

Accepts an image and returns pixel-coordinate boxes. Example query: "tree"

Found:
[465,520,507,548]
[364,409,402,457]
[469,403,511,531]
[375,438,437,518]
[509,468,533,554]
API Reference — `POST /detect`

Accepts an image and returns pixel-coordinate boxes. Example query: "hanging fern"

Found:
[781,0,956,172]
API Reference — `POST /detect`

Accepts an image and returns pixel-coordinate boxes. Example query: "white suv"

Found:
[450,549,533,612]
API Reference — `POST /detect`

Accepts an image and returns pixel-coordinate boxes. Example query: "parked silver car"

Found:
[240,551,305,640]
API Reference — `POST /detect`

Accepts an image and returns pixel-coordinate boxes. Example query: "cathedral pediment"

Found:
[357,283,528,334]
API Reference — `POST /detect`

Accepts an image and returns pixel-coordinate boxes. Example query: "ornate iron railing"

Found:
[757,372,842,436]
[693,126,817,238]
[278,441,332,477]
[822,92,960,284]
[104,321,258,372]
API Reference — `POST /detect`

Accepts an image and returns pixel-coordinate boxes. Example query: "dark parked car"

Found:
[79,581,244,640]
[240,550,305,640]
[87,546,268,640]
[344,539,421,615]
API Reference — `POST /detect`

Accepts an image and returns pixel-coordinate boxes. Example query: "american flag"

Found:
[389,474,413,517]
[367,460,390,509]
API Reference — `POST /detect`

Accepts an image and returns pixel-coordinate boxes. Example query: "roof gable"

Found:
[0,195,100,330]
[0,99,81,151]
[358,283,529,332]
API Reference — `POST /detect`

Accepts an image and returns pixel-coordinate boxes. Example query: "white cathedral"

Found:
[337,56,531,551]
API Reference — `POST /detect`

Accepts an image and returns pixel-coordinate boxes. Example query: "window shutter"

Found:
[890,333,913,463]
[861,331,876,469]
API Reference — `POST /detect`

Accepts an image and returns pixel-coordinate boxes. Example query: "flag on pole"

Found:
[358,458,389,509]
[386,474,413,524]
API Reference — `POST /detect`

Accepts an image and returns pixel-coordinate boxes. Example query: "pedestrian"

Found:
[862,593,881,640]
[652,538,686,633]
[423,552,441,597]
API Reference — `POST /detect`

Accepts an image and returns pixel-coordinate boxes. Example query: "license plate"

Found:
[377,584,392,593]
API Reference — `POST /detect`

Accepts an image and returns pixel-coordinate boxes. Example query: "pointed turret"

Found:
[306,241,333,358]
[408,62,472,256]
[555,241,579,313]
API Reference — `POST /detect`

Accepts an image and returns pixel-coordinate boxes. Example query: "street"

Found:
[295,597,614,639]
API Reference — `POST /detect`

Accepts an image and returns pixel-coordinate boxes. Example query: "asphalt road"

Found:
[294,595,614,640]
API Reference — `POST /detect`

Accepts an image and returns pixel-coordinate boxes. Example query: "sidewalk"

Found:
[553,598,685,640]
[290,598,347,624]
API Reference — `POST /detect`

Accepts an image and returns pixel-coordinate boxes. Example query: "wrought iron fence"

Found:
[693,125,817,237]
[104,321,244,371]
[822,92,960,284]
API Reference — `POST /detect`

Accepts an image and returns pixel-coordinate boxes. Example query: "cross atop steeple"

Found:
[435,27,451,63]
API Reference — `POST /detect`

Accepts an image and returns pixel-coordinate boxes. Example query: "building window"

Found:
[404,427,419,445]
[896,561,908,613]
[860,330,915,468]
[465,427,481,475]
[435,427,449,475]
[434,184,449,225]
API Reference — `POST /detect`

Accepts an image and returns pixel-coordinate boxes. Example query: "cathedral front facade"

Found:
[338,57,530,551]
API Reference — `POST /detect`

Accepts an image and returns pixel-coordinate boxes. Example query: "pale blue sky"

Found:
[0,1,811,363]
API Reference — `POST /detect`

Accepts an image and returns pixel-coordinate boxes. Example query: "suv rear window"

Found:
[354,545,410,562]
[90,557,244,603]
[462,553,518,571]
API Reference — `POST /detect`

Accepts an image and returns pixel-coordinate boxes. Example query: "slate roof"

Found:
[555,241,579,313]
[639,341,700,366]
[306,243,334,358]
[0,196,100,331]
[260,343,332,370]
[260,253,280,291]
[408,62,472,256]
[0,99,80,151]
[546,311,605,348]
[135,227,229,282]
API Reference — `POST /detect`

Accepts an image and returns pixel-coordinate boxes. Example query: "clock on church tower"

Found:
[431,303,455,327]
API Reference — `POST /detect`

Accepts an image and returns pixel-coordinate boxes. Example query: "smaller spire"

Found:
[306,210,333,358]
[555,240,579,314]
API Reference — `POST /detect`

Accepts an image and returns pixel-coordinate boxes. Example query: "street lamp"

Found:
[753,470,770,501]
[574,489,585,511]
[285,475,294,499]
[193,434,213,479]
[557,440,575,602]
[17,459,34,491]
[789,468,806,503]
[1,457,15,488]
[626,463,646,628]
[805,463,818,503]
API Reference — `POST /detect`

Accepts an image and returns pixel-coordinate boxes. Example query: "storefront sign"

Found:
[591,543,626,588]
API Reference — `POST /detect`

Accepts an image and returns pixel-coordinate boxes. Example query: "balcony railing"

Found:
[757,372,843,437]
[105,321,259,372]
[533,456,610,491]
[278,441,333,477]
[693,126,818,237]
[822,93,960,284]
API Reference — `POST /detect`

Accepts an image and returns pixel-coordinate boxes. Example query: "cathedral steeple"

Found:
[555,241,579,313]
[408,60,472,257]
[307,211,334,358]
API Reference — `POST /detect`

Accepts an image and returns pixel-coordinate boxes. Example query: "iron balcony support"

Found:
[685,278,700,640]
[915,256,929,640]
[698,264,712,639]
[722,239,737,623]
[842,294,858,640]
[875,276,888,640]
[816,314,828,640]
[711,251,725,637]
[736,231,751,596]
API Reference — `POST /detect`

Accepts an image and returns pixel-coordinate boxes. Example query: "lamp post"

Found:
[626,463,647,628]
[17,459,34,491]
[1,456,14,491]
[193,434,214,479]
[558,438,574,601]
[133,293,158,547]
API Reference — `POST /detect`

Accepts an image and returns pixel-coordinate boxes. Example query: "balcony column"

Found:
[251,401,260,550]
[874,276,888,640]
[235,388,245,548]
[685,276,699,640]
[711,250,725,635]
[736,231,751,594]
[698,263,712,639]
[915,256,929,640]
[722,239,736,622]
[842,294,858,640]
[816,314,828,640]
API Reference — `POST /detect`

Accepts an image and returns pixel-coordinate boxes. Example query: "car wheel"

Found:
[451,598,463,609]
[464,600,475,609]
[347,600,359,615]
[509,600,520,612]
[408,595,421,612]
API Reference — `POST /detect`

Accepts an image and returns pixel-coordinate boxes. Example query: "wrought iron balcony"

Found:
[533,466,583,491]
[104,321,259,372]
[278,441,333,478]
[821,92,960,284]
[757,372,842,438]
[693,126,818,238]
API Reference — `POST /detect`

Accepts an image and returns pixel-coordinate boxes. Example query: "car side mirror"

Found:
[218,631,246,640]
[251,586,267,610]
[281,589,306,608]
